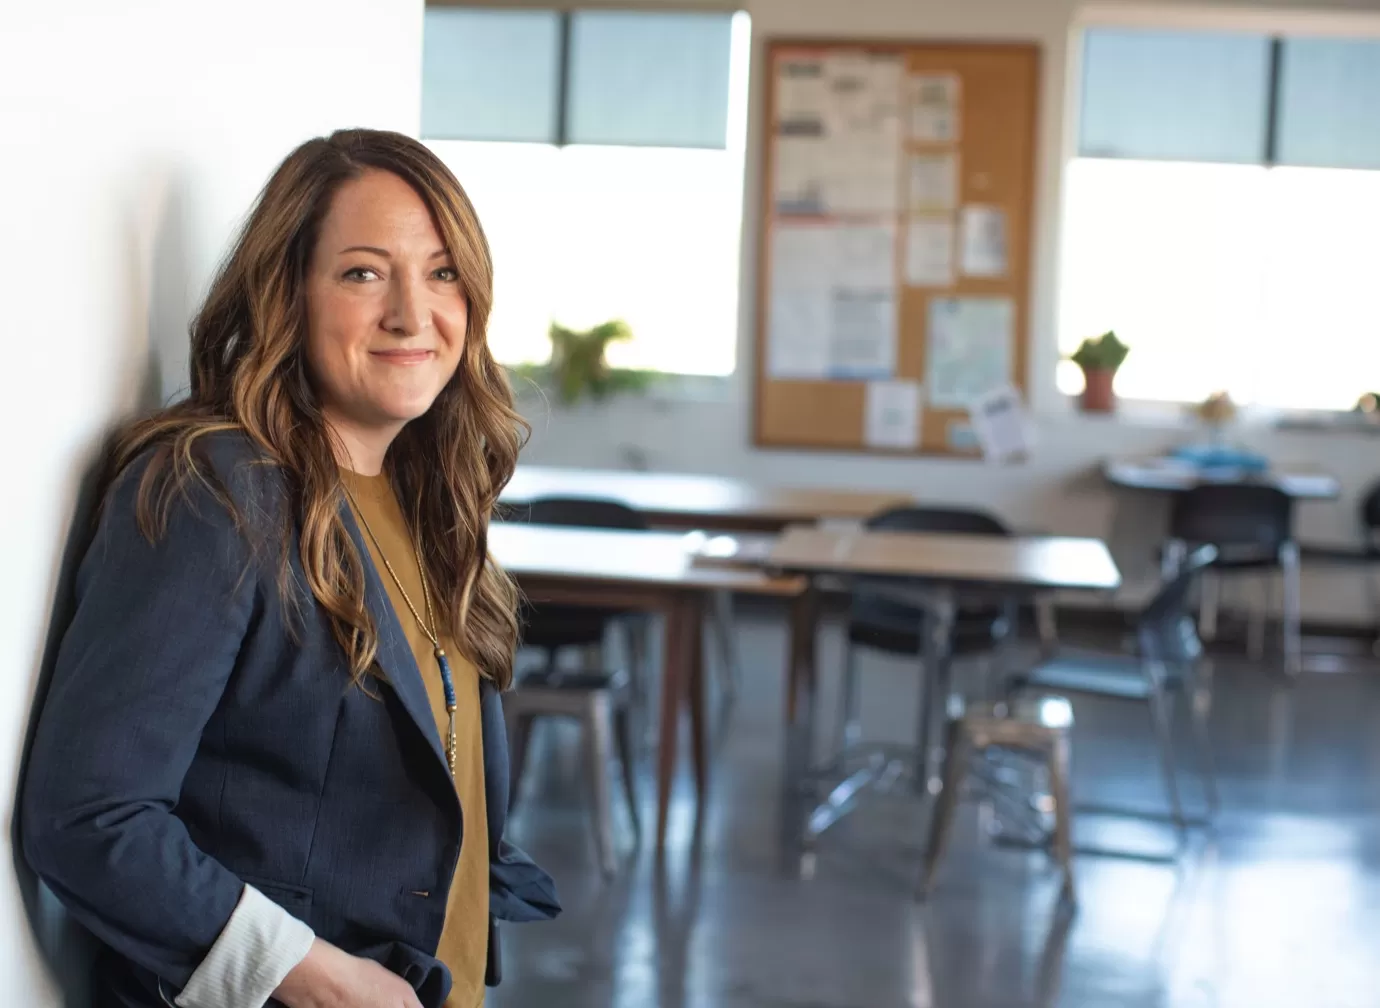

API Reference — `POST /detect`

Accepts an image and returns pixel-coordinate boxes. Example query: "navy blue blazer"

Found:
[20,433,558,1008]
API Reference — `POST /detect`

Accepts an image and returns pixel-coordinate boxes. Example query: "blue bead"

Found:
[437,653,457,706]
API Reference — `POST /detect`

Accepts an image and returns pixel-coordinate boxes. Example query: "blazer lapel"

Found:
[340,505,450,778]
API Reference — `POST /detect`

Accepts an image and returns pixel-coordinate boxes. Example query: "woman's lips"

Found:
[371,349,434,364]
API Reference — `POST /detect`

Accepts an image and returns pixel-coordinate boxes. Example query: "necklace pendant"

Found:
[436,651,458,710]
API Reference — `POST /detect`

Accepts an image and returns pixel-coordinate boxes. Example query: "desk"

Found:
[489,523,810,852]
[763,525,1120,860]
[503,465,914,532]
[768,526,1122,593]
[1104,457,1341,500]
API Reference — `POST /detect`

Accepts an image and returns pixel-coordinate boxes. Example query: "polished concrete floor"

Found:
[490,610,1380,1008]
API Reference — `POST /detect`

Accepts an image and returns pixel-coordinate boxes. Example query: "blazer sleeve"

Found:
[20,456,310,997]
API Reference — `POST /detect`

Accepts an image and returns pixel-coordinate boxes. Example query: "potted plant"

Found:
[1069,330,1130,413]
[511,319,659,406]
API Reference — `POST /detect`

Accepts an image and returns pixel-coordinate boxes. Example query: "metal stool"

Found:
[504,668,640,877]
[921,695,1076,904]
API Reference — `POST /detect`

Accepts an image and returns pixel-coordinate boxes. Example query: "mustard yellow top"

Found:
[343,469,488,1008]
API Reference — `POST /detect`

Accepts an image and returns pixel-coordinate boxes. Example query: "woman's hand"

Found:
[274,939,424,1008]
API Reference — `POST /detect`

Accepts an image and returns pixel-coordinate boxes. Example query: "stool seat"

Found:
[504,667,639,877]
[958,696,1074,747]
[1011,654,1168,701]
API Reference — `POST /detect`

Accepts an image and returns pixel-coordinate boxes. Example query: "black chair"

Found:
[833,506,1016,761]
[516,496,650,654]
[1163,484,1299,674]
[505,496,649,875]
[1301,479,1380,654]
[1009,545,1220,843]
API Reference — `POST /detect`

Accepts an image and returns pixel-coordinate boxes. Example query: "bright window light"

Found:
[1057,157,1380,410]
[429,11,751,377]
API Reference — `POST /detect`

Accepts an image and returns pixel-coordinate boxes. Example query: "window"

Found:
[1079,29,1271,164]
[566,11,734,148]
[1059,24,1380,410]
[424,9,750,376]
[423,6,735,149]
[1277,38,1380,170]
[422,9,561,143]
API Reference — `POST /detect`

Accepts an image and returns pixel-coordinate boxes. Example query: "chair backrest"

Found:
[1167,484,1294,552]
[1137,544,1217,665]
[1360,480,1380,536]
[514,497,649,652]
[849,506,1011,647]
[520,496,650,531]
[865,505,1010,537]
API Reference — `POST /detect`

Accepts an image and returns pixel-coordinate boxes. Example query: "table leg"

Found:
[917,589,955,795]
[655,596,688,853]
[709,588,740,703]
[687,594,709,812]
[780,586,819,860]
[785,585,819,727]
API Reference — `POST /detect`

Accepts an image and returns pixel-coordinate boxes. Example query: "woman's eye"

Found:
[343,266,380,282]
[434,267,459,282]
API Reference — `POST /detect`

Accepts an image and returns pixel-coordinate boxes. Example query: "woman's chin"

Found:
[369,395,443,427]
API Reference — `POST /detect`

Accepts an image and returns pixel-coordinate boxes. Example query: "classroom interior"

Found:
[7,1,1380,1006]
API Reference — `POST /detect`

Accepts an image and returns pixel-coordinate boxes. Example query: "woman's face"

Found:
[304,169,467,441]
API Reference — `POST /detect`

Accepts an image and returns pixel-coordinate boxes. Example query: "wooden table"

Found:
[489,523,811,852]
[502,465,915,532]
[767,525,1122,593]
[1104,457,1341,500]
[763,524,1121,859]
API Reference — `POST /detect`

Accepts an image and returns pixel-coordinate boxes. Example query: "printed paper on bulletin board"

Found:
[773,52,903,217]
[767,220,897,380]
[926,297,1015,409]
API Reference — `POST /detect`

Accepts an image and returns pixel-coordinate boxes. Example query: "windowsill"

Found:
[1048,393,1379,433]
[512,374,1380,437]
[1048,395,1198,428]
[1272,411,1380,434]
[510,371,737,410]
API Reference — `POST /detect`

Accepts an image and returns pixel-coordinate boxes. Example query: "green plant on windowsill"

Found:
[1069,329,1131,372]
[1069,330,1130,413]
[509,319,661,406]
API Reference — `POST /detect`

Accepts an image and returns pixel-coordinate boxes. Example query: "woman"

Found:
[21,129,558,1008]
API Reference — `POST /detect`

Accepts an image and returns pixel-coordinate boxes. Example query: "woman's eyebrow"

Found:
[335,245,450,259]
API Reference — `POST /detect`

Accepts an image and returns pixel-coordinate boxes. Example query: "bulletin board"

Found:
[753,39,1040,456]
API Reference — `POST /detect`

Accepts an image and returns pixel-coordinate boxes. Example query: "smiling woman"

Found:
[304,169,472,473]
[19,129,558,1008]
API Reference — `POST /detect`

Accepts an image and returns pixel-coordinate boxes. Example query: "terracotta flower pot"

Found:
[1079,367,1117,413]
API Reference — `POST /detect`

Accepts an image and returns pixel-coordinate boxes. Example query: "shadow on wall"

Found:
[146,170,200,406]
[12,167,200,1007]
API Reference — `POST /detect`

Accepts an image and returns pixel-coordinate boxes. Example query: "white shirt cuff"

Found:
[174,884,315,1008]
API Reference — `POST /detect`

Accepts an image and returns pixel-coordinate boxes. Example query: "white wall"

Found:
[0,2,423,1001]
[516,0,1380,626]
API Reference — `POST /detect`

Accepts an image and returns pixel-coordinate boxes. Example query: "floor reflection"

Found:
[491,613,1380,1007]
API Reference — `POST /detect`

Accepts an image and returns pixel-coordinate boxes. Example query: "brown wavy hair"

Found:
[107,128,527,689]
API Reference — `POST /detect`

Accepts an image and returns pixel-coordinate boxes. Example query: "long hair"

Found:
[108,129,527,689]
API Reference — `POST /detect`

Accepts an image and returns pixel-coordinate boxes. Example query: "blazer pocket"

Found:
[238,874,314,910]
